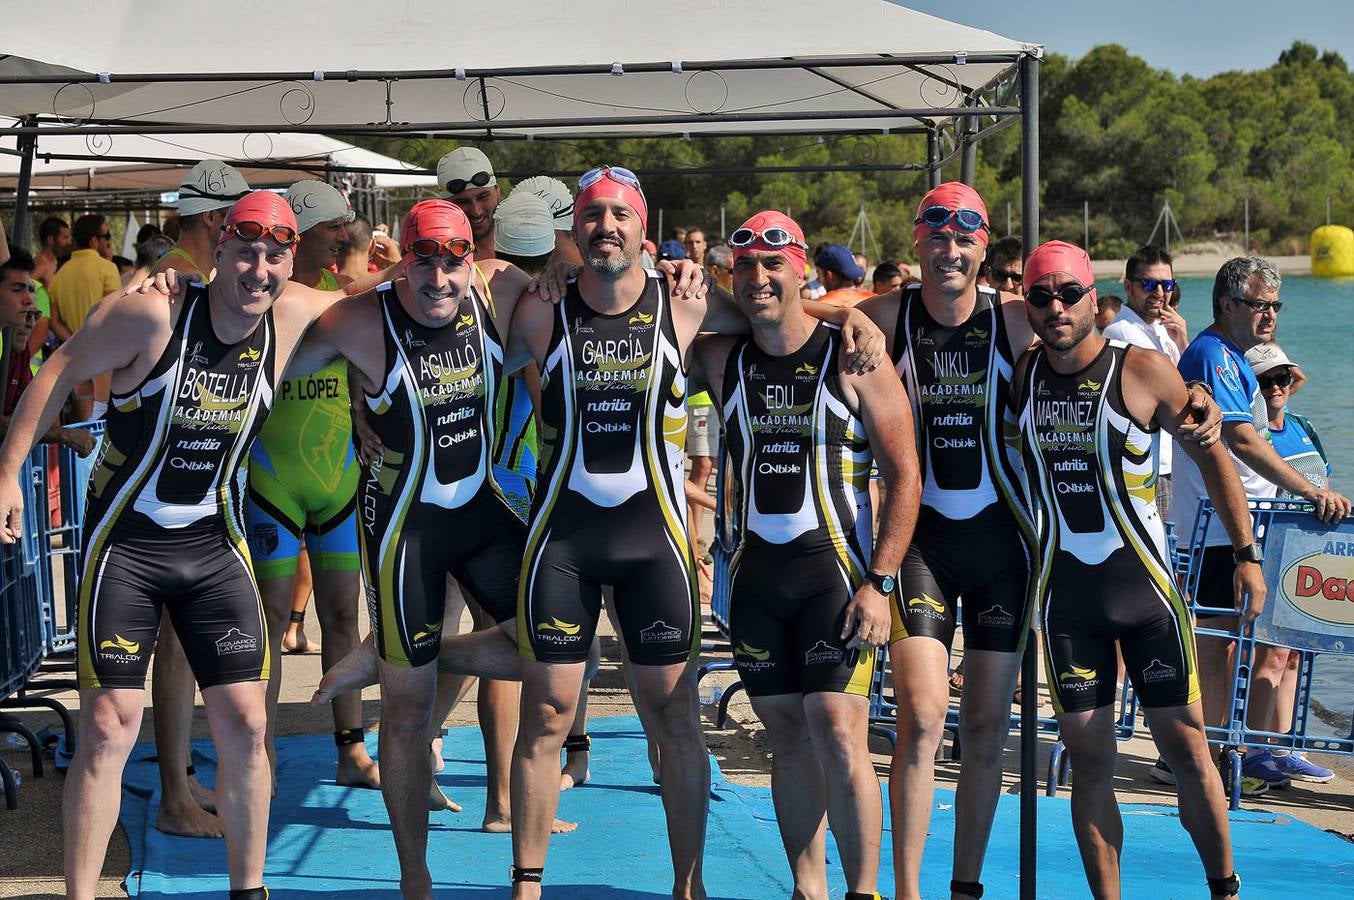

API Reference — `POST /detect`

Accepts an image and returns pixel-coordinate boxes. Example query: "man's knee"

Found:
[894,691,948,747]
[808,702,869,769]
[212,694,269,752]
[80,699,140,760]
[958,709,1011,762]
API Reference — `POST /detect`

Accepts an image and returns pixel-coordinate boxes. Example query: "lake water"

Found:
[1095,274,1354,739]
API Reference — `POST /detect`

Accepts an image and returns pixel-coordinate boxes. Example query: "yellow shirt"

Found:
[48,249,122,333]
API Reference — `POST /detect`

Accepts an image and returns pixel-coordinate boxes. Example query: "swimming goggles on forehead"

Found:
[578,165,645,196]
[1025,283,1092,308]
[444,171,493,195]
[915,205,989,234]
[225,221,298,246]
[406,236,474,260]
[728,226,808,251]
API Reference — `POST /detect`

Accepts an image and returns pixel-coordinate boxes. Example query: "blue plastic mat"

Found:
[117,716,1354,897]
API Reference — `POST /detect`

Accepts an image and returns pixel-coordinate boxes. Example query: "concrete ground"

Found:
[3,594,1351,898]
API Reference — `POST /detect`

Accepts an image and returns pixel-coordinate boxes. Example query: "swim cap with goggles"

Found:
[913,181,991,248]
[1023,240,1097,308]
[219,191,300,246]
[574,165,648,234]
[729,211,808,273]
[400,199,475,262]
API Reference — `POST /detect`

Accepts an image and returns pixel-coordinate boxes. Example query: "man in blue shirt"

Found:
[1169,257,1350,794]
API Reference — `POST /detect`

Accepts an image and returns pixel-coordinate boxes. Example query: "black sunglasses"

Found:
[1025,283,1092,308]
[445,171,493,195]
[992,267,1022,284]
[1232,295,1282,314]
[1258,371,1294,389]
[1137,277,1177,293]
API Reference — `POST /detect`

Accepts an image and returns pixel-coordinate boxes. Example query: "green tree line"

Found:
[355,41,1353,262]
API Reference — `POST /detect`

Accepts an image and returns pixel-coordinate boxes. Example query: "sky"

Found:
[896,1,1353,78]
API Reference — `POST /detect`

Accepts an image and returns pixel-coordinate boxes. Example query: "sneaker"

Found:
[1240,749,1292,789]
[1272,751,1335,784]
[1219,752,1269,797]
[1148,757,1177,785]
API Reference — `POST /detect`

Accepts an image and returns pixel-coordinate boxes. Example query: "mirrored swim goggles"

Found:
[578,164,643,193]
[728,227,808,251]
[444,170,493,195]
[915,205,989,234]
[1025,282,1092,308]
[225,221,299,246]
[406,236,474,260]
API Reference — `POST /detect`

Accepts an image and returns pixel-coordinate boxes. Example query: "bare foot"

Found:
[187,775,217,813]
[482,813,577,834]
[429,781,463,813]
[559,751,589,792]
[156,797,224,838]
[648,738,661,786]
[336,748,381,790]
[283,622,319,654]
[430,736,445,774]
[311,635,378,704]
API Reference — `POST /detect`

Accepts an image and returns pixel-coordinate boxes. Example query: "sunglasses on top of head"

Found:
[226,221,299,246]
[915,205,989,234]
[406,237,474,260]
[1025,282,1092,309]
[444,171,493,195]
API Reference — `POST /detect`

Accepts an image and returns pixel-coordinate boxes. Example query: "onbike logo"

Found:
[907,593,946,616]
[215,628,259,657]
[536,617,582,644]
[1280,546,1354,627]
[455,312,475,331]
[412,621,442,643]
[640,620,683,644]
[188,340,209,366]
[1058,663,1097,685]
[1141,658,1178,684]
[403,328,427,350]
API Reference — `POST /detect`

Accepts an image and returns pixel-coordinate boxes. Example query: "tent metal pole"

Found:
[959,112,977,186]
[11,115,38,245]
[926,131,941,189]
[1018,50,1040,900]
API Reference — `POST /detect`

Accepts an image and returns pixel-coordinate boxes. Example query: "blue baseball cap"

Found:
[657,239,687,261]
[815,244,864,280]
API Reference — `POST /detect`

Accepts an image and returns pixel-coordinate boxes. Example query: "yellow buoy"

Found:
[1311,225,1354,277]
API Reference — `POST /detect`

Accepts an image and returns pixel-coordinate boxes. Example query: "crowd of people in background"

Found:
[1,152,1348,900]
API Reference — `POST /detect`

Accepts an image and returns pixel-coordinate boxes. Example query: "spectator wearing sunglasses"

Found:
[982,235,1023,296]
[1104,246,1185,520]
[1239,341,1338,787]
[438,146,502,257]
[1170,256,1352,796]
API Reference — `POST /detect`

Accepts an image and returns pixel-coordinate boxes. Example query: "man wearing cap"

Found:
[439,146,503,258]
[243,180,379,790]
[510,175,583,265]
[816,244,873,307]
[859,185,1221,900]
[687,210,921,900]
[1015,239,1258,900]
[139,160,258,839]
[507,167,885,899]
[0,191,368,900]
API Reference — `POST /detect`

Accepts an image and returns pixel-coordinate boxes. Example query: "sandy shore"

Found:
[1093,253,1311,279]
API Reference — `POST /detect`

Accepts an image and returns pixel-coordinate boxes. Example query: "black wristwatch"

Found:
[1233,543,1264,565]
[866,571,897,594]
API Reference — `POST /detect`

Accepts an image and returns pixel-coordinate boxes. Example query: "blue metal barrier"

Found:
[1181,498,1354,809]
[696,441,737,704]
[0,460,48,808]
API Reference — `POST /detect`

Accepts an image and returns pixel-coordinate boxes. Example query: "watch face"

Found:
[878,574,897,593]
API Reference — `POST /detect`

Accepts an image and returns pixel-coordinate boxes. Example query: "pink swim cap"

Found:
[1024,240,1095,290]
[913,181,991,248]
[219,191,300,245]
[575,167,648,234]
[400,199,474,261]
[731,211,807,273]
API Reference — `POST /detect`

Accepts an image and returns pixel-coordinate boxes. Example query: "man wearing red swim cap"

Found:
[858,188,1221,900]
[686,210,921,900]
[0,190,384,900]
[1014,239,1255,900]
[504,173,888,899]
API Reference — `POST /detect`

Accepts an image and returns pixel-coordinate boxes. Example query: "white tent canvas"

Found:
[0,1,1039,138]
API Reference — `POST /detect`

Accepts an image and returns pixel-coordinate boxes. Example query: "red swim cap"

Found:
[913,181,991,248]
[575,167,648,234]
[219,191,300,245]
[399,199,474,267]
[731,211,807,273]
[1024,240,1095,290]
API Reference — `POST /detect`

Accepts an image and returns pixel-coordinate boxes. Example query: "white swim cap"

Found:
[177,160,250,217]
[286,180,355,234]
[511,175,574,231]
[437,147,496,197]
[493,193,556,258]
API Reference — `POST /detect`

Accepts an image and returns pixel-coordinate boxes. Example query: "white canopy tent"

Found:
[0,4,1045,887]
